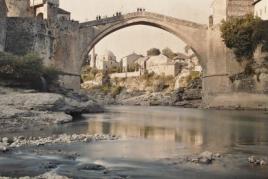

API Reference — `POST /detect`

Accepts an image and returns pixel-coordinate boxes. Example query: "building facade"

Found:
[254,0,268,20]
[146,55,181,77]
[95,50,120,72]
[121,53,143,72]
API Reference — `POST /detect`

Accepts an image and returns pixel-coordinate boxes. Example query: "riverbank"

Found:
[85,77,203,108]
[0,86,104,134]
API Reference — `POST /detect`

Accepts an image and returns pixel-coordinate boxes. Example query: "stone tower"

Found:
[5,0,33,17]
[211,0,254,25]
[226,0,254,18]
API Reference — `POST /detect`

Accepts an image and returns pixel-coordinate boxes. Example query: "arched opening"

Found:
[81,23,203,106]
[36,13,44,21]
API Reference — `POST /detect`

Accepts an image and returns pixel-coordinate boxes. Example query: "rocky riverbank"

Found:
[0,133,118,152]
[0,86,104,133]
[85,78,202,108]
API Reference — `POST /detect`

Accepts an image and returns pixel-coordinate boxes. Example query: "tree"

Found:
[147,48,161,56]
[162,47,177,59]
[220,14,261,60]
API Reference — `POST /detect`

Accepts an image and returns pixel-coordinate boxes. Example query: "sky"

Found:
[60,0,213,59]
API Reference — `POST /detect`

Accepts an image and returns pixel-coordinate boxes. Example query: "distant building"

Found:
[56,7,70,21]
[95,50,120,72]
[146,55,181,77]
[211,0,254,25]
[135,56,149,74]
[254,0,268,20]
[121,53,143,72]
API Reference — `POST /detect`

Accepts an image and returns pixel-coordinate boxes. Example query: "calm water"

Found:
[1,106,268,178]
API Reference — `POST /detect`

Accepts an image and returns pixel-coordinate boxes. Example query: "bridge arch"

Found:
[79,12,208,70]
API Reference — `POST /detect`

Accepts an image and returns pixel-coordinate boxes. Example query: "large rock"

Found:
[0,87,104,133]
[0,92,104,114]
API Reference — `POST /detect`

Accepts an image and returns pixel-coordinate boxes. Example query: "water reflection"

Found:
[84,106,268,153]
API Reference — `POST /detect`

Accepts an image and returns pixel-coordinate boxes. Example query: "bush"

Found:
[110,86,123,98]
[220,14,261,60]
[185,71,201,84]
[147,48,161,56]
[81,66,101,82]
[0,52,60,88]
[43,66,61,84]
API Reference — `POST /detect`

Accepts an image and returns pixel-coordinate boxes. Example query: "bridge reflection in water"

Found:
[83,106,268,155]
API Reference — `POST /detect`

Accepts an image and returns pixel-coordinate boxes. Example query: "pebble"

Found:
[248,156,267,166]
[248,156,256,163]
[260,160,267,166]
[0,143,7,152]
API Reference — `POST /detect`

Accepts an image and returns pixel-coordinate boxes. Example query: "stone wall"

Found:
[0,18,6,52]
[227,0,254,18]
[110,71,141,79]
[5,17,53,63]
[204,25,268,109]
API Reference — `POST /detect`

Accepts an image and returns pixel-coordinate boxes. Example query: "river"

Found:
[0,106,268,178]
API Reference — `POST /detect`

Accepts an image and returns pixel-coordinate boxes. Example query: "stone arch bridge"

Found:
[55,11,240,106]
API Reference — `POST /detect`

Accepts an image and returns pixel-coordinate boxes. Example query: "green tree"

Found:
[162,47,177,59]
[147,48,161,56]
[220,14,261,60]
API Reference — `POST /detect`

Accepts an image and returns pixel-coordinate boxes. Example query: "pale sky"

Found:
[60,0,213,59]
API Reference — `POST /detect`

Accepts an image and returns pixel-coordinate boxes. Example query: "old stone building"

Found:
[146,55,181,77]
[211,0,254,25]
[94,50,120,72]
[121,53,143,72]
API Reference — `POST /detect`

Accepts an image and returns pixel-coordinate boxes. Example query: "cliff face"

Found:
[230,45,268,94]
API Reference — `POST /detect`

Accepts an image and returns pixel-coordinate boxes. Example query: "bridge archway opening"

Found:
[81,23,203,88]
[82,22,204,73]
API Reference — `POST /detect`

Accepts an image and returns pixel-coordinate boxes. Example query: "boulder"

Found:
[0,143,8,152]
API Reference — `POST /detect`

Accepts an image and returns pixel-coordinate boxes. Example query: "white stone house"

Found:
[95,50,120,72]
[121,53,143,72]
[146,54,181,77]
[254,0,268,20]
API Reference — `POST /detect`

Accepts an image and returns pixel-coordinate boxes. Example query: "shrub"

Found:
[110,85,123,98]
[43,66,61,84]
[0,52,60,88]
[147,48,161,56]
[81,66,101,81]
[185,71,201,84]
[220,14,261,60]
